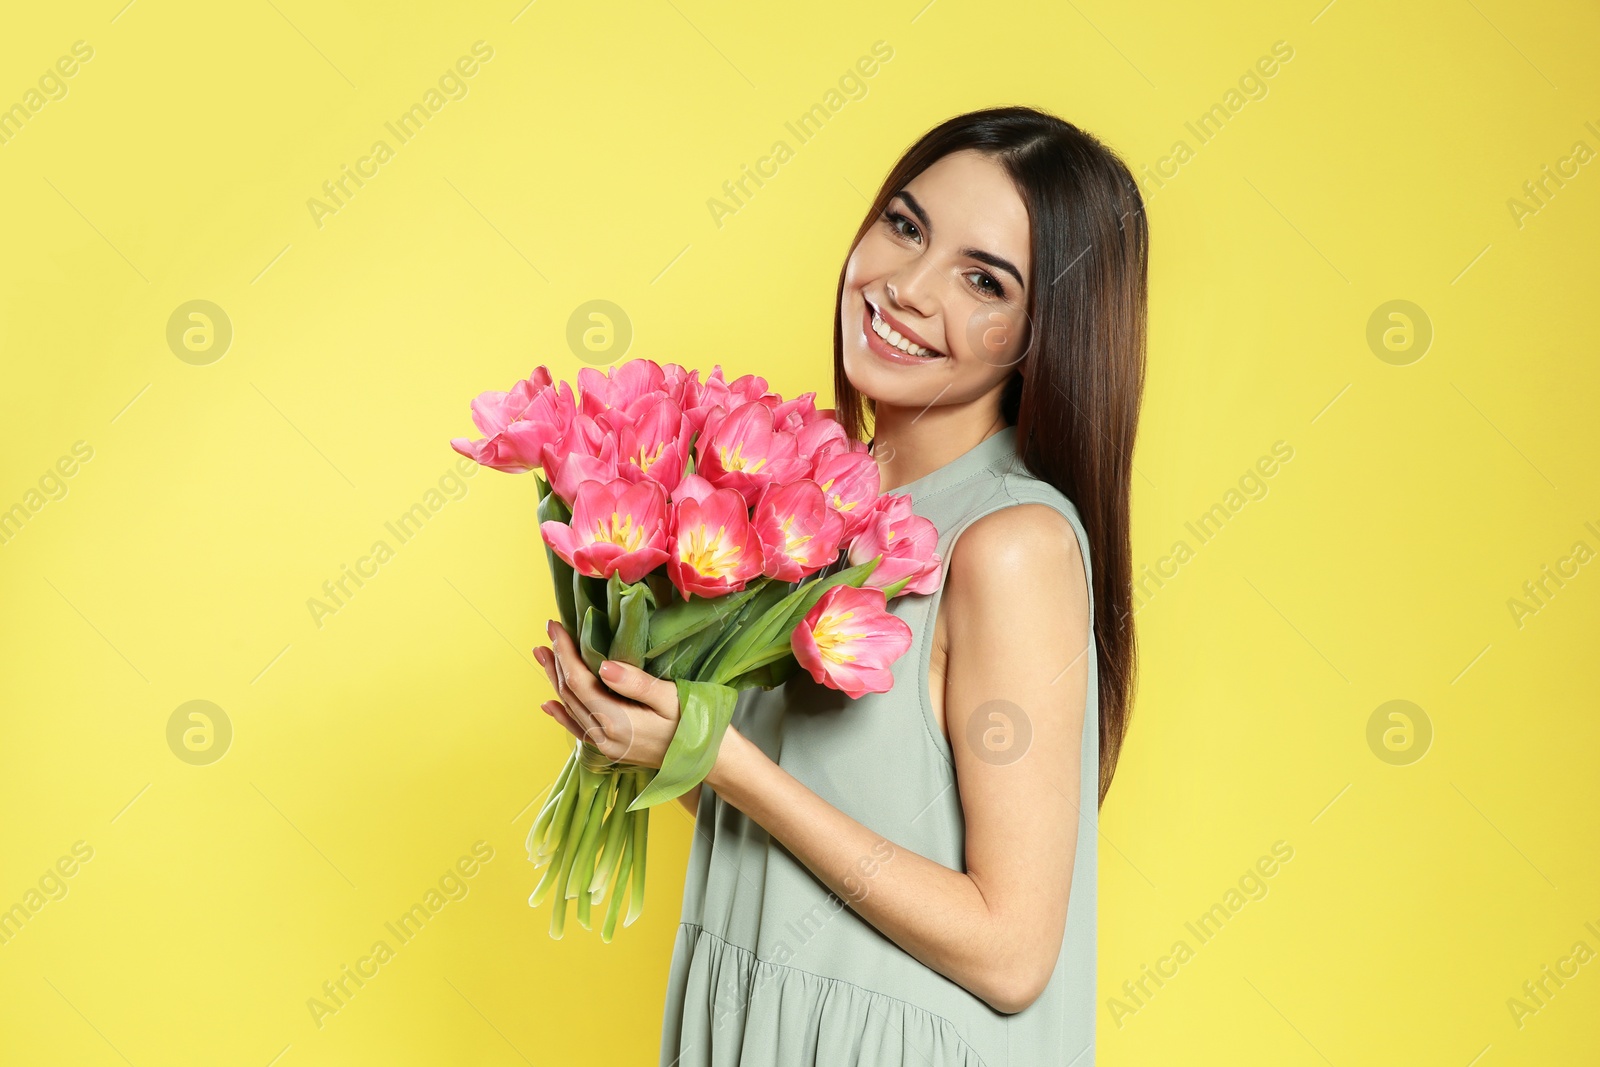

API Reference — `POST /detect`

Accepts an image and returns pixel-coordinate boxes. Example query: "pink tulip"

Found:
[678,368,770,436]
[758,390,819,434]
[539,414,621,506]
[608,396,691,495]
[451,367,576,474]
[811,449,881,539]
[796,417,848,463]
[668,487,765,599]
[540,478,670,584]
[847,494,943,597]
[696,401,810,508]
[577,359,668,422]
[669,472,717,507]
[792,584,912,698]
[751,479,846,582]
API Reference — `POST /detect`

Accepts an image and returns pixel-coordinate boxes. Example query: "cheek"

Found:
[844,231,904,286]
[957,302,1031,371]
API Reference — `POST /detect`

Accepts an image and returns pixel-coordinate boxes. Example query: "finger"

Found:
[543,700,583,742]
[546,627,659,759]
[548,625,613,715]
[546,640,612,747]
[597,659,677,721]
[534,652,560,694]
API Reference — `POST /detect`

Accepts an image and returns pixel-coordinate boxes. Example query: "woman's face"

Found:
[840,148,1033,416]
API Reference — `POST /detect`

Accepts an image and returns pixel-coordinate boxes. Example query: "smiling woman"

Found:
[599,106,1150,1065]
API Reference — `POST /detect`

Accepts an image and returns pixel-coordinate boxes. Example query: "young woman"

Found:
[533,105,1147,1066]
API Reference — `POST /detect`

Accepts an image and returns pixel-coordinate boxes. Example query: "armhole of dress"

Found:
[913,479,1097,773]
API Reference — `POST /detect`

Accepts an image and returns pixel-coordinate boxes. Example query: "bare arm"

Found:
[703,504,1090,1013]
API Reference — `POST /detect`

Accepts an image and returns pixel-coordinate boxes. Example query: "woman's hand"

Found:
[533,619,682,771]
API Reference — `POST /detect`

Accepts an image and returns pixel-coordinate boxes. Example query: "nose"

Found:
[885,259,939,320]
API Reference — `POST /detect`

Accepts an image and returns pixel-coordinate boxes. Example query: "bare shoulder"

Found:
[942,501,1090,645]
[949,503,1085,594]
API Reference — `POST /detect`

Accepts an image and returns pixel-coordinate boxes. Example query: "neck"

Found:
[870,402,1008,494]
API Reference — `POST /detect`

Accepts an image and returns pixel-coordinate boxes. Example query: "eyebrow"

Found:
[894,190,1027,292]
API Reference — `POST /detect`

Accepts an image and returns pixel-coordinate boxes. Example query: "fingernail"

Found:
[599,661,617,678]
[546,620,554,638]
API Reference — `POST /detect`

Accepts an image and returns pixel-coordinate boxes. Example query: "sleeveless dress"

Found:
[658,423,1098,1066]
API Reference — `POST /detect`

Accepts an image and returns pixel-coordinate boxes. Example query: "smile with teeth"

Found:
[868,303,944,358]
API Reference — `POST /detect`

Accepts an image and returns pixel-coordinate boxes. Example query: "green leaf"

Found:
[645,583,762,659]
[606,572,625,633]
[576,572,609,632]
[538,485,578,635]
[684,578,778,678]
[723,655,801,691]
[627,679,739,810]
[645,572,676,609]
[784,556,881,624]
[682,428,699,480]
[608,581,654,668]
[695,577,792,680]
[579,606,610,675]
[710,558,880,684]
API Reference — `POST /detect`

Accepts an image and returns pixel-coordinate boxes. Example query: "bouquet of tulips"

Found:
[450,358,942,940]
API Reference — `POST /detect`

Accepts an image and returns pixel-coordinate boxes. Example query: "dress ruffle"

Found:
[664,924,990,1067]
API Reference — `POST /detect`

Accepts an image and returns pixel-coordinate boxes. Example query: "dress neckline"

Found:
[868,424,1020,505]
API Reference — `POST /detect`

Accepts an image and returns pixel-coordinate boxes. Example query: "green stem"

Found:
[527,751,577,860]
[529,816,572,906]
[600,832,634,943]
[548,766,602,939]
[532,746,584,864]
[573,773,619,930]
[589,773,637,894]
[564,766,610,900]
[625,776,649,927]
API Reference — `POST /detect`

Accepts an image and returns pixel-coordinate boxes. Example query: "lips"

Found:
[863,295,945,358]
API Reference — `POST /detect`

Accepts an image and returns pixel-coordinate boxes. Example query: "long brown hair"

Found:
[832,106,1148,807]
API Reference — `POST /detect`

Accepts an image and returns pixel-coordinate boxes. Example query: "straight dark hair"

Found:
[832,106,1148,807]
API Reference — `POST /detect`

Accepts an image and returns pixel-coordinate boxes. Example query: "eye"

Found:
[967,270,1006,299]
[882,209,920,243]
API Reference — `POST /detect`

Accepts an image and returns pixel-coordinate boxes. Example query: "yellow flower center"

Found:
[811,608,861,663]
[682,525,745,578]
[631,442,666,474]
[779,515,813,557]
[717,442,767,474]
[592,512,647,552]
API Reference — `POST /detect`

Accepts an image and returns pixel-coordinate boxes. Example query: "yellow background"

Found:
[2,1,1596,1063]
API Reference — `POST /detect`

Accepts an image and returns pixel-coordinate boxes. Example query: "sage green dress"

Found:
[659,424,1098,1066]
